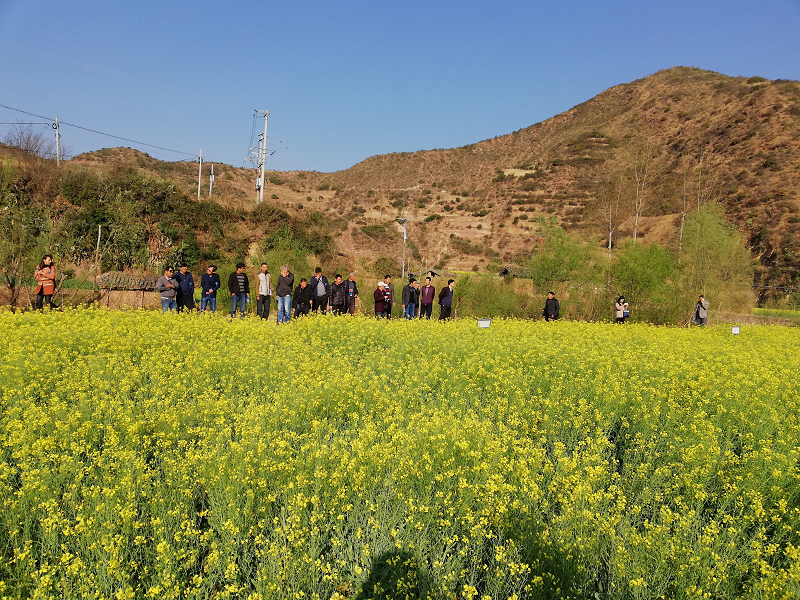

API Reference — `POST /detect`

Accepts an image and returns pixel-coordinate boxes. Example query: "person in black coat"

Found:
[329,274,347,315]
[292,278,313,318]
[542,291,560,321]
[228,263,250,318]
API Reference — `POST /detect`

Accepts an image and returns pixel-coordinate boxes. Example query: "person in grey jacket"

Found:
[157,267,179,312]
[275,265,295,323]
[694,295,710,326]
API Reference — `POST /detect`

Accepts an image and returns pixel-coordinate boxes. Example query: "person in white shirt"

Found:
[257,263,272,320]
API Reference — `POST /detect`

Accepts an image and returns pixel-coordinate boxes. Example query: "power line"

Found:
[0,102,199,158]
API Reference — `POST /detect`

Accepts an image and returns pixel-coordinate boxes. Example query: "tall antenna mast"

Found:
[248,110,273,204]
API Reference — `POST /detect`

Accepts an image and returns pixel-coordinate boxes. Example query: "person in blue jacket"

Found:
[174,264,195,312]
[200,265,221,313]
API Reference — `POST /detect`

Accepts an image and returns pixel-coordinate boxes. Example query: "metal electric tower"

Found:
[247,110,273,204]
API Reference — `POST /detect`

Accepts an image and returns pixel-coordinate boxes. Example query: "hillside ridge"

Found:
[9,66,800,300]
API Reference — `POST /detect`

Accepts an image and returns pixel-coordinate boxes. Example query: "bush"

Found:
[425,214,442,223]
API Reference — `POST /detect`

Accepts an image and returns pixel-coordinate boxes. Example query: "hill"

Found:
[5,67,800,304]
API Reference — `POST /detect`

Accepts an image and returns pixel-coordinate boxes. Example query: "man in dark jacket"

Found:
[329,274,347,315]
[293,278,313,318]
[309,267,330,313]
[438,279,454,320]
[228,263,250,319]
[346,272,359,315]
[543,291,560,321]
[401,278,419,319]
[174,264,195,312]
[200,265,220,313]
[276,265,295,324]
[419,276,435,319]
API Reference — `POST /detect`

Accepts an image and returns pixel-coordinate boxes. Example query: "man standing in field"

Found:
[200,265,220,313]
[228,263,250,319]
[257,263,272,321]
[293,278,313,318]
[694,294,710,326]
[438,279,455,320]
[157,266,179,313]
[543,291,560,321]
[309,267,330,313]
[174,264,195,312]
[419,276,435,319]
[276,265,295,323]
[401,278,418,319]
[329,274,347,315]
[346,272,359,315]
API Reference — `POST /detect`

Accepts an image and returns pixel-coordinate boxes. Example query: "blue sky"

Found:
[1,0,799,172]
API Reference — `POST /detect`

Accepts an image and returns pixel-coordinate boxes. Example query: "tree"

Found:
[678,149,722,262]
[0,162,51,310]
[680,203,753,312]
[596,175,625,259]
[2,123,70,160]
[610,240,683,324]
[630,143,656,243]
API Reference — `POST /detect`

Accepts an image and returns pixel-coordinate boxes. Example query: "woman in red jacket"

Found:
[34,255,56,310]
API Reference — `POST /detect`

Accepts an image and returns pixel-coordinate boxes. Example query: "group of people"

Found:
[156,263,714,324]
[11,257,700,326]
[156,263,459,322]
[373,276,456,320]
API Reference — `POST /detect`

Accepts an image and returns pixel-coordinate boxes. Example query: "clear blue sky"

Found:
[1,0,799,173]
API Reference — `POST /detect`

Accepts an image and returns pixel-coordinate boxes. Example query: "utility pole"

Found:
[398,218,408,278]
[209,164,215,197]
[248,110,272,204]
[260,111,268,205]
[197,149,203,201]
[53,116,61,165]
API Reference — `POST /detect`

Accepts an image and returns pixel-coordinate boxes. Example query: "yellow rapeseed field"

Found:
[0,309,798,600]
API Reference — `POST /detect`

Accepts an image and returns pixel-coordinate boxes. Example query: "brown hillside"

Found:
[69,67,800,295]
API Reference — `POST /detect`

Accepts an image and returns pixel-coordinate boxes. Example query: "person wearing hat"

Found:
[614,296,629,324]
[542,291,560,322]
[373,281,387,318]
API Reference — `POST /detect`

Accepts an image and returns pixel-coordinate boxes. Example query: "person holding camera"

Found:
[542,291,559,322]
[694,295,709,326]
[157,266,179,313]
[615,296,629,324]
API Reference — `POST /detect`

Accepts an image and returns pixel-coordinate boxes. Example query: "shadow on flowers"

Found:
[355,549,430,600]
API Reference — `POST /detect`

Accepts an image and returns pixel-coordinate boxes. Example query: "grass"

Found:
[754,307,800,321]
[0,310,799,599]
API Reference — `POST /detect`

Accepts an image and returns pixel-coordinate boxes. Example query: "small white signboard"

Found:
[477,318,491,328]
[731,326,741,335]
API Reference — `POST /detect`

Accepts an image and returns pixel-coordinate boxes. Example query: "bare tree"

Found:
[597,175,625,259]
[630,143,656,243]
[678,148,722,262]
[2,123,70,160]
[677,168,690,262]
